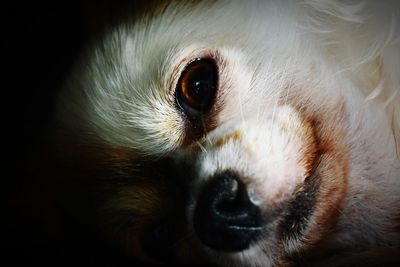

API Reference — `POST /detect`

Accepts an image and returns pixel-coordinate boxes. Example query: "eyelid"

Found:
[168,49,221,97]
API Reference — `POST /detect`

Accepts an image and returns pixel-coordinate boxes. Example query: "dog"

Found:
[54,0,400,266]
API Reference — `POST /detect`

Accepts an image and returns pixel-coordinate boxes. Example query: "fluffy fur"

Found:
[56,0,400,266]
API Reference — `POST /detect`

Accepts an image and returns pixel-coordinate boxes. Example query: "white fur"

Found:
[58,0,400,266]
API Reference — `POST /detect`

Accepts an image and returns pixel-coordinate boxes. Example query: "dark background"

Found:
[4,1,155,265]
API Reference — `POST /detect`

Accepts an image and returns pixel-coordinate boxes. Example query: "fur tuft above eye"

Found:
[175,58,218,119]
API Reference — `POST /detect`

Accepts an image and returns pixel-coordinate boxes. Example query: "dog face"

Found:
[56,1,400,266]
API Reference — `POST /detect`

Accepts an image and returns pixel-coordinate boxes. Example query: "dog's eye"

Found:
[176,58,218,119]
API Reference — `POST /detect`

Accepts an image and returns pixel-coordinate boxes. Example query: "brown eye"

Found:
[176,58,218,119]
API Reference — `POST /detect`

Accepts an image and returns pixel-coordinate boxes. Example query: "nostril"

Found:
[194,171,263,252]
[211,174,240,216]
[211,175,255,223]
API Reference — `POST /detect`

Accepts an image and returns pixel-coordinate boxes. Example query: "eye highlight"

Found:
[175,58,218,119]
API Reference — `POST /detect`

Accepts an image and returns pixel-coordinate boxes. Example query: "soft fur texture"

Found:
[56,0,400,266]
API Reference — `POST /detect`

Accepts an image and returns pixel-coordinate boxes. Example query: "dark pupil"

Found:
[187,73,214,108]
[177,58,217,117]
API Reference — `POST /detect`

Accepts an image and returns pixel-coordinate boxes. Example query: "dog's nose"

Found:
[193,171,263,251]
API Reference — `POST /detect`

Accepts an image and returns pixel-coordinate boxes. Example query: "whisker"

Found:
[105,93,137,108]
[205,132,213,147]
[268,96,279,151]
[233,73,247,127]
[200,116,212,148]
[283,81,292,107]
[197,141,207,154]
[110,108,135,116]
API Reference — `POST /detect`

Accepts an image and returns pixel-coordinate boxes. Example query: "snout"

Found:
[193,171,264,251]
[189,110,318,253]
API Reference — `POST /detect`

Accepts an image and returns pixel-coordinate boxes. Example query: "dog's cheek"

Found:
[48,134,189,263]
[306,107,349,243]
[278,99,349,257]
[100,183,179,263]
[96,162,194,263]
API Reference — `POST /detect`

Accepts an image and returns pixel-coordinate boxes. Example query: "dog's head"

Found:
[56,1,400,265]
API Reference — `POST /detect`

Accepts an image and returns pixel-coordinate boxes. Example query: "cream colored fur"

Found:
[57,0,400,266]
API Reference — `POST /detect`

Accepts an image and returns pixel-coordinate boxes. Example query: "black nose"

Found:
[193,171,263,252]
